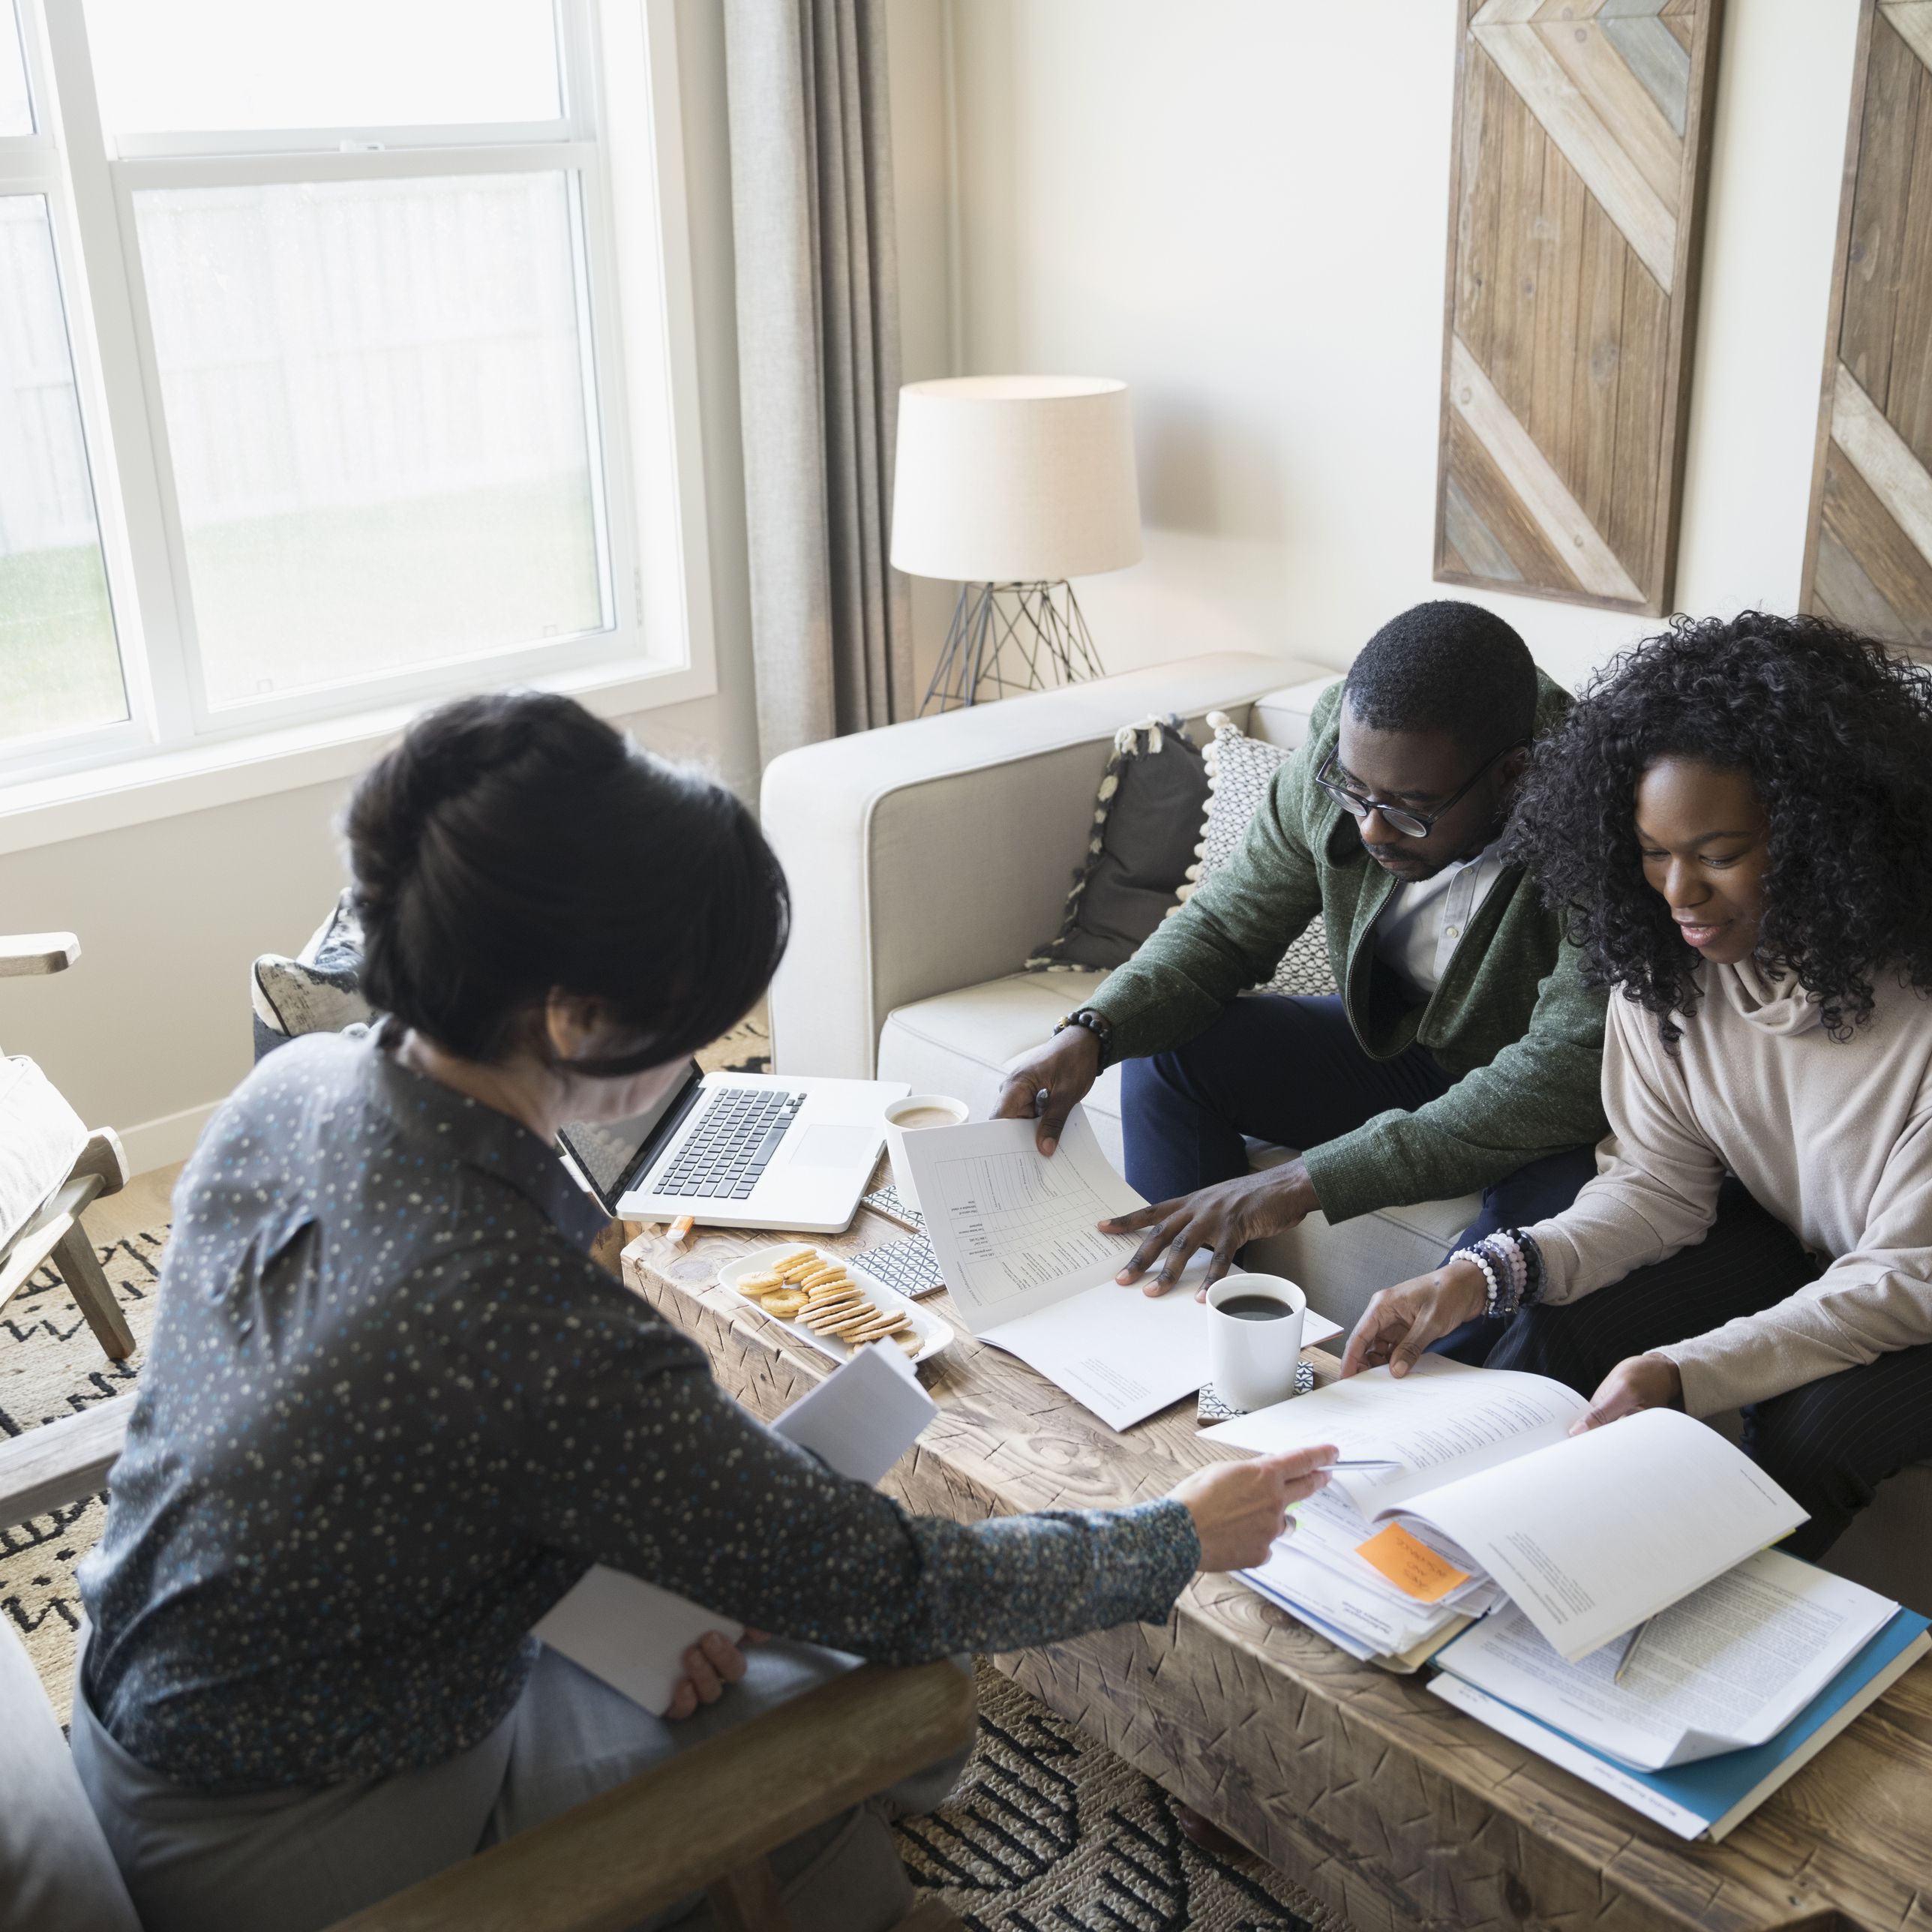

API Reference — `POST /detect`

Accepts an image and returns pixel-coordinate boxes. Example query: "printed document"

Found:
[533,1342,937,1711]
[1437,1549,1896,1767]
[898,1108,1338,1431]
[1205,1357,1807,1661]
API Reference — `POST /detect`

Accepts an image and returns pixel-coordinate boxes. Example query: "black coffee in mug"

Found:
[1218,1294,1293,1321]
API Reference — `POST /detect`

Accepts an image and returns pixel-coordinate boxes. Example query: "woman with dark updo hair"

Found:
[1342,613,1932,1558]
[68,692,1333,1932]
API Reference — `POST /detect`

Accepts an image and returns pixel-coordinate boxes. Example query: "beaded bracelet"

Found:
[1449,1228,1548,1322]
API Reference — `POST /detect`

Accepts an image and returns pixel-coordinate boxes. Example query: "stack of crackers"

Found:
[734,1247,921,1356]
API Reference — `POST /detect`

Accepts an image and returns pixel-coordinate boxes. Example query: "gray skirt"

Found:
[70,1636,969,1932]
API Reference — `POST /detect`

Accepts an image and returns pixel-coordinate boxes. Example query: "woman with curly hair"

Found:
[1340,611,1932,1557]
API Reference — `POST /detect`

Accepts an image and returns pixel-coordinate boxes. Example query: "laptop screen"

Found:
[556,1060,704,1213]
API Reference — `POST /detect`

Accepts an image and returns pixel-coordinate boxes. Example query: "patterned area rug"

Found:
[899,1660,1346,1930]
[0,1006,1349,1929]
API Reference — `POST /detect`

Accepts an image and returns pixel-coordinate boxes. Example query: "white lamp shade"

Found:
[890,375,1142,582]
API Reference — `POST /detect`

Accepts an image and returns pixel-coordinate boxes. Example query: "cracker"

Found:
[803,1290,864,1314]
[736,1270,784,1298]
[849,1313,909,1341]
[806,1301,876,1333]
[760,1290,808,1318]
[814,1306,881,1336]
[894,1330,922,1356]
[772,1246,816,1270]
[798,1265,848,1290]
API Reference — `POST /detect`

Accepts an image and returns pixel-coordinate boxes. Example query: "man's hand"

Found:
[1570,1354,1683,1434]
[1340,1260,1488,1378]
[994,1025,1101,1155]
[1100,1161,1322,1298]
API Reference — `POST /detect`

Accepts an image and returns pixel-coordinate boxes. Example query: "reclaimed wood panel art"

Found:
[1799,1,1932,652]
[1436,0,1724,615]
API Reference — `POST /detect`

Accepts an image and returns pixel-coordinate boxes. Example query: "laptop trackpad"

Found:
[787,1126,874,1168]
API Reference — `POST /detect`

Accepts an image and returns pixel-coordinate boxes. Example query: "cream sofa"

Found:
[760,651,1477,1339]
[760,651,1932,1612]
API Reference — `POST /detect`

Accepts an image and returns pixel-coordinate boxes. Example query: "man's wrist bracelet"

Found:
[1054,1008,1114,1066]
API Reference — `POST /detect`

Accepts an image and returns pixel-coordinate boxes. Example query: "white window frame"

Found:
[0,0,715,853]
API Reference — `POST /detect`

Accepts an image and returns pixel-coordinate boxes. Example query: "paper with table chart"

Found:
[1204,1356,1808,1662]
[532,1343,936,1712]
[1436,1549,1898,1768]
[897,1109,1338,1431]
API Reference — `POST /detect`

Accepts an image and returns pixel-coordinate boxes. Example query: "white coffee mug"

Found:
[1206,1272,1308,1413]
[884,1093,970,1208]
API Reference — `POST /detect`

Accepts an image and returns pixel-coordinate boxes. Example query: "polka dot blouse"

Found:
[78,1029,1198,1792]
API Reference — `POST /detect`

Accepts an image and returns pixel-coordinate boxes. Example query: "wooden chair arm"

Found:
[0,932,80,977]
[0,1389,134,1522]
[327,1659,976,1932]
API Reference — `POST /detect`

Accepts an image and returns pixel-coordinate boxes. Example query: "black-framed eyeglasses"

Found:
[1316,742,1524,842]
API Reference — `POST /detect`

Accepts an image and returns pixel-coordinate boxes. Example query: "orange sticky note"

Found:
[1354,1522,1471,1604]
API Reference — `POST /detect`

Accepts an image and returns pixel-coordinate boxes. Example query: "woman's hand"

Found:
[1171,1444,1337,1571]
[662,1628,764,1721]
[1101,1163,1322,1298]
[1569,1354,1684,1434]
[1340,1260,1489,1378]
[993,1027,1102,1155]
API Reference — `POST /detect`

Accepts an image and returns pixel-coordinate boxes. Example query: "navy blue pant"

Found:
[1119,995,1597,1357]
[1486,1182,1932,1559]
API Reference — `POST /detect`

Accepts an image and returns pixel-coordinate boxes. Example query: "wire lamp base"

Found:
[920,580,1107,714]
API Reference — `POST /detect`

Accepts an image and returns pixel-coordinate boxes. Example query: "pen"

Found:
[1327,1457,1403,1469]
[1614,1617,1652,1684]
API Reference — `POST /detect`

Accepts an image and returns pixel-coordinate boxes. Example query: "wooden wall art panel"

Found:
[1435,0,1724,616]
[1800,1,1932,653]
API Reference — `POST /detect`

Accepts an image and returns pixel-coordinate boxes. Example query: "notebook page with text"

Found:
[899,1109,1144,1330]
[1395,1407,1808,1663]
[1202,1355,1587,1511]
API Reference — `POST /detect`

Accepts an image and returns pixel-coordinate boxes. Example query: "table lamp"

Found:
[891,375,1142,712]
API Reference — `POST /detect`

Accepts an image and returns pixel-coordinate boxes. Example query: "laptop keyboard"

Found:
[655,1086,806,1199]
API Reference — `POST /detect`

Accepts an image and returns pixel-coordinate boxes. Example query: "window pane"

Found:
[0,2,30,135]
[0,197,126,744]
[87,0,560,135]
[136,174,604,708]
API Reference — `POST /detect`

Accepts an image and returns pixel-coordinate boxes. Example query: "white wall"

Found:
[907,0,1858,698]
[0,0,760,1172]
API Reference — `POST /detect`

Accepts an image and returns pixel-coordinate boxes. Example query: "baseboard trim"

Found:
[117,1102,220,1178]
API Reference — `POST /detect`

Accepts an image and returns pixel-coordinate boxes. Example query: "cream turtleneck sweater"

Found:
[1526,958,1932,1417]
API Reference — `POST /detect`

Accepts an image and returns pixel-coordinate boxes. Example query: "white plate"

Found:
[718,1242,954,1366]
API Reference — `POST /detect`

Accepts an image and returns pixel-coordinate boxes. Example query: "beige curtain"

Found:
[724,0,914,763]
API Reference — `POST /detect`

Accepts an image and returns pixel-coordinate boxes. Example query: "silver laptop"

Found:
[559,1062,908,1234]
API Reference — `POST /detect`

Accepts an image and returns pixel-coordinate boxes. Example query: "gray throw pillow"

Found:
[1027,715,1210,973]
[1172,713,1336,998]
[250,890,372,1060]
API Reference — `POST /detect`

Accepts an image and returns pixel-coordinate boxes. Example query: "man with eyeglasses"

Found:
[995,600,1607,1337]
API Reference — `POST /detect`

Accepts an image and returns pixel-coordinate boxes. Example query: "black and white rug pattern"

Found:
[898,1663,1346,1932]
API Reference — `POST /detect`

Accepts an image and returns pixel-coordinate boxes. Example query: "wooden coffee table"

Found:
[623,1202,1932,1932]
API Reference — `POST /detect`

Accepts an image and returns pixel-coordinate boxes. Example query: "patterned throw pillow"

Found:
[1026,714,1210,973]
[1169,712,1336,998]
[250,890,373,1060]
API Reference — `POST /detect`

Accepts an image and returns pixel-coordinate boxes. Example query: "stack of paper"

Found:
[1241,1480,1498,1668]
[1430,1550,1930,1839]
[1204,1356,1809,1670]
[899,1108,1338,1430]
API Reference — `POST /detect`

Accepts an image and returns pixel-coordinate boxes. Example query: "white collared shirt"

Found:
[1372,841,1505,999]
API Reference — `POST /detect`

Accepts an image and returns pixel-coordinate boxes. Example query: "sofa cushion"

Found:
[1248,675,1342,751]
[1026,714,1210,974]
[1174,714,1335,998]
[0,1624,140,1930]
[878,970,1127,1160]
